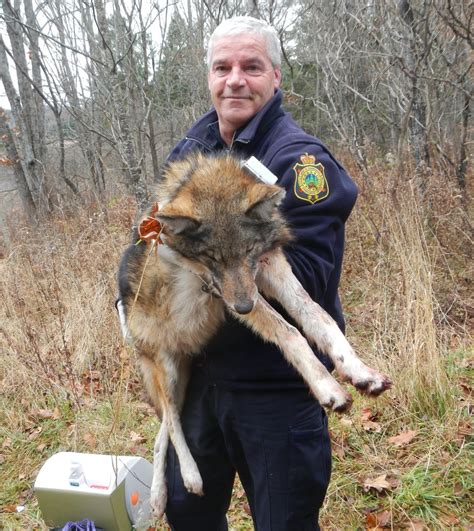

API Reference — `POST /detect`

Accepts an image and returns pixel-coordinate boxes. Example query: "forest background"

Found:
[0,0,472,529]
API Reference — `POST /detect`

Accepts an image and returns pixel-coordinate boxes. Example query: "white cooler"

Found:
[34,452,153,530]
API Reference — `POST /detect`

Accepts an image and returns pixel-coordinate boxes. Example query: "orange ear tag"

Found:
[137,202,163,245]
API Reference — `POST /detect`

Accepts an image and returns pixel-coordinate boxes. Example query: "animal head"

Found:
[155,153,291,314]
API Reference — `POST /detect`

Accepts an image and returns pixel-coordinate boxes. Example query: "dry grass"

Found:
[0,159,472,530]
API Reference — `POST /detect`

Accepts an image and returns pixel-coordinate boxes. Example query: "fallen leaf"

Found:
[361,407,379,422]
[359,407,383,432]
[365,516,383,530]
[403,518,428,530]
[456,420,472,438]
[28,426,42,440]
[363,474,392,493]
[30,408,60,420]
[388,430,417,447]
[363,420,382,433]
[136,402,155,416]
[330,430,348,460]
[83,432,97,449]
[457,356,474,369]
[459,375,473,391]
[439,513,460,526]
[130,431,147,443]
[386,475,400,489]
[332,440,346,460]
[374,510,391,526]
[365,510,391,529]
[243,503,252,515]
[2,437,12,449]
[129,445,148,457]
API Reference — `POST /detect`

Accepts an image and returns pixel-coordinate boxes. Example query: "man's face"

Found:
[208,33,281,140]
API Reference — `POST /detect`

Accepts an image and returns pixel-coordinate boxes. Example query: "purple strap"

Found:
[61,519,96,531]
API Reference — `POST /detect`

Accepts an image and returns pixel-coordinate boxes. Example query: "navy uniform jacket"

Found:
[167,90,358,390]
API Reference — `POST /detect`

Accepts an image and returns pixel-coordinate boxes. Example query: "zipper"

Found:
[227,133,251,155]
[185,135,213,152]
[227,131,237,153]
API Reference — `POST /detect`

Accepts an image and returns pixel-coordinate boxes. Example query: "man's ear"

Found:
[156,213,201,235]
[274,67,282,88]
[246,185,286,221]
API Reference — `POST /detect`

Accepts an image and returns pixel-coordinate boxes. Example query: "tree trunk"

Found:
[0,108,37,219]
[457,90,470,191]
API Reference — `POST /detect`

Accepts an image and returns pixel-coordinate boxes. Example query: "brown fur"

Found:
[117,153,391,515]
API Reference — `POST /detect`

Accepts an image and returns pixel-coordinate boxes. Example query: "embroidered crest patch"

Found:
[293,153,329,204]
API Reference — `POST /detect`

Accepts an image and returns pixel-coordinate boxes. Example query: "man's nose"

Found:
[226,67,245,88]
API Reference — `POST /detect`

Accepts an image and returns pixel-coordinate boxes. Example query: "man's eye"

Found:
[246,65,261,73]
[215,65,229,73]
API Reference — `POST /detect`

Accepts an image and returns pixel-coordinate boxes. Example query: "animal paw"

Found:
[316,379,353,413]
[182,466,204,496]
[150,482,167,520]
[339,362,392,397]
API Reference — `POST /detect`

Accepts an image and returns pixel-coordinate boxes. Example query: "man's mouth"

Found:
[223,95,252,100]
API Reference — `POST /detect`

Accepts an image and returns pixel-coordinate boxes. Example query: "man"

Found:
[164,16,358,531]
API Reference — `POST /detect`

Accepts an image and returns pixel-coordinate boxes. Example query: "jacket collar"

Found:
[186,90,285,150]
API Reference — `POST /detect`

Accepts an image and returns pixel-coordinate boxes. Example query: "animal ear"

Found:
[156,213,201,235]
[246,185,286,221]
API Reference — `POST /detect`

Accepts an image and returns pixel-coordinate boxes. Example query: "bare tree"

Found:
[289,0,471,197]
[0,0,51,213]
[0,0,470,216]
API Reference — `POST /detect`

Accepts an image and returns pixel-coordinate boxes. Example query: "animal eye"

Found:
[203,250,217,261]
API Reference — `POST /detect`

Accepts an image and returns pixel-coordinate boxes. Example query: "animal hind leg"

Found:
[140,355,202,508]
[149,355,194,516]
[257,249,391,396]
[150,421,169,518]
[235,295,353,412]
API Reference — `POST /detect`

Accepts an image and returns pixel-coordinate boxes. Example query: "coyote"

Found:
[117,153,391,516]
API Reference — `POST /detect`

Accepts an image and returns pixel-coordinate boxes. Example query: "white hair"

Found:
[207,16,281,68]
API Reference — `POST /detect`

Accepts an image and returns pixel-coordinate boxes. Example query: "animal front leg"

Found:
[236,296,353,412]
[257,249,392,396]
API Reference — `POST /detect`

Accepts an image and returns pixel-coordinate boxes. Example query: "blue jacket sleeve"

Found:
[266,143,358,306]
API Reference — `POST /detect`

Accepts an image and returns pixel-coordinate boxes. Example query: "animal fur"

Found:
[117,153,391,517]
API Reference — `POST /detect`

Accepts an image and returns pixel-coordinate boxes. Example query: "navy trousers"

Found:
[165,366,332,531]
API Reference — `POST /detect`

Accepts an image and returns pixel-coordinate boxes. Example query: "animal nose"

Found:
[233,299,254,314]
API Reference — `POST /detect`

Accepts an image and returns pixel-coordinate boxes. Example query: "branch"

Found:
[1,9,108,68]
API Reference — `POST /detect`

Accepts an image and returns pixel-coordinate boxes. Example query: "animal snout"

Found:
[233,299,255,314]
